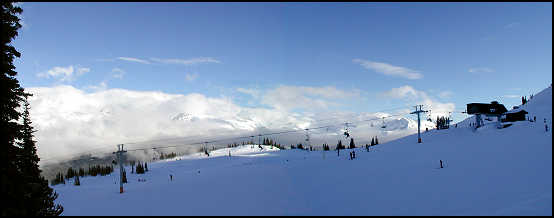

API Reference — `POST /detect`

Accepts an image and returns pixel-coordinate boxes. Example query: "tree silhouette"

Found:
[349,138,356,149]
[1,3,63,214]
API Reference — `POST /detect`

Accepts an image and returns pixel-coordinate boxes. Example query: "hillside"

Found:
[51,86,552,216]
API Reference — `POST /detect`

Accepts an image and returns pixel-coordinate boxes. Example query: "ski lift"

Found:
[381,117,387,129]
[343,123,350,138]
[305,129,312,151]
[427,110,433,122]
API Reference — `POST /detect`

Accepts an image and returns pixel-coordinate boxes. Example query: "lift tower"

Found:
[410,105,429,143]
[113,144,127,193]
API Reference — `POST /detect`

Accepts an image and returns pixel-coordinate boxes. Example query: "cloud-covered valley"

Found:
[27,85,449,165]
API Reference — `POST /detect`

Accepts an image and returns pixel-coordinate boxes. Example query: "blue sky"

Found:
[13,2,553,123]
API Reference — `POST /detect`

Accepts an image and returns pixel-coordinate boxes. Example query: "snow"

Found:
[52,86,552,215]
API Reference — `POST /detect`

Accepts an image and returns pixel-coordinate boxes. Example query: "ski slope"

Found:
[52,86,552,216]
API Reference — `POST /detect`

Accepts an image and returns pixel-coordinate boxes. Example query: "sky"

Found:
[11,2,552,161]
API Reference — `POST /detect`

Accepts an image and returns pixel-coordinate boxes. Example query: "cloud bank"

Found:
[27,85,428,164]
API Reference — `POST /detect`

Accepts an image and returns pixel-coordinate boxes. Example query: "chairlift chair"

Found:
[344,123,350,138]
[427,110,433,122]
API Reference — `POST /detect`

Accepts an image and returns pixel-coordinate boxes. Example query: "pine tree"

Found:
[336,140,344,150]
[371,137,375,146]
[74,175,80,186]
[136,162,144,174]
[1,2,34,215]
[79,168,85,177]
[375,136,379,145]
[349,138,356,149]
[17,97,63,215]
[145,162,148,172]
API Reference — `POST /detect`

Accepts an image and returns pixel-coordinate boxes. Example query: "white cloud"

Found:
[85,81,108,92]
[106,57,221,66]
[382,86,419,99]
[76,67,90,75]
[26,85,308,162]
[25,85,434,165]
[261,85,360,111]
[504,22,521,29]
[185,72,199,81]
[37,65,89,82]
[150,57,221,65]
[117,57,150,64]
[469,67,494,73]
[112,68,125,79]
[353,59,423,80]
[438,91,453,99]
[502,95,520,98]
[381,85,455,118]
[237,88,261,99]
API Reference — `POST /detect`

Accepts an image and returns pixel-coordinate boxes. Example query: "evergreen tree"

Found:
[336,140,345,150]
[349,138,356,149]
[1,2,35,215]
[375,136,379,145]
[145,162,148,172]
[16,96,63,215]
[136,162,144,174]
[371,137,375,146]
[74,175,80,186]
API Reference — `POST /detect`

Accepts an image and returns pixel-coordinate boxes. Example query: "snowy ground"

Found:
[52,86,552,216]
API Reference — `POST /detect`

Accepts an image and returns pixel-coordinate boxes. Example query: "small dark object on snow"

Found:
[440,160,443,168]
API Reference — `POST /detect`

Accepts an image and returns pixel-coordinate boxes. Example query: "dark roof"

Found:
[467,102,508,115]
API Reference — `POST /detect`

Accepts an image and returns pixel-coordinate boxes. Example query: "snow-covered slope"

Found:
[52,86,552,216]
[458,85,552,128]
